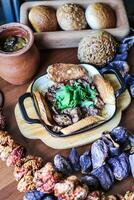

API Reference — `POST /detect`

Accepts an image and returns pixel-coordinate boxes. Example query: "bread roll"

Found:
[78,30,117,66]
[34,91,54,126]
[61,115,105,135]
[93,74,115,105]
[56,3,87,31]
[28,5,57,32]
[85,3,116,29]
[47,63,87,83]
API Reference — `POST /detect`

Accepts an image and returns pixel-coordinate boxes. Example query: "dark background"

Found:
[0,0,134,25]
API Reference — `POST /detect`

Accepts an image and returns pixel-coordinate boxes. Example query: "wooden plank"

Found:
[20,0,130,49]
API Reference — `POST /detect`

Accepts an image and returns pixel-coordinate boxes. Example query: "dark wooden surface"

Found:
[0,47,134,200]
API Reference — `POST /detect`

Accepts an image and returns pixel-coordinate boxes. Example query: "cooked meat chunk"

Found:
[81,107,98,117]
[53,114,72,126]
[77,79,90,86]
[46,84,64,104]
[52,106,59,115]
[52,126,62,133]
[94,97,104,109]
[46,91,55,104]
[62,107,82,123]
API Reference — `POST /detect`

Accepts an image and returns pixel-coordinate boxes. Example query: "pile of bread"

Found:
[28,2,116,32]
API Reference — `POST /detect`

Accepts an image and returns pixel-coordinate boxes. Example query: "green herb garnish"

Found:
[55,81,97,110]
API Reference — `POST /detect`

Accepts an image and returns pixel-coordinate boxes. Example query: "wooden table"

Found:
[0,47,134,200]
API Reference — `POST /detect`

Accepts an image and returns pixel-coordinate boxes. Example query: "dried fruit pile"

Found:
[101,32,134,98]
[0,127,134,200]
[0,89,133,199]
[53,127,134,194]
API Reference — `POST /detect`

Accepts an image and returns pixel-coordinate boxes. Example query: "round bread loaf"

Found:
[56,3,87,31]
[78,31,117,66]
[85,3,116,29]
[28,5,57,32]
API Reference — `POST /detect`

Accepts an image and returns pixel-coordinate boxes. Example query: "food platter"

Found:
[20,0,129,49]
[0,0,134,199]
[15,73,131,149]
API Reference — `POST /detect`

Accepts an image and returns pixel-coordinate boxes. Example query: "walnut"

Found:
[33,162,61,193]
[54,177,75,200]
[86,191,104,200]
[14,155,43,181]
[17,172,36,192]
[74,185,89,200]
[124,191,134,200]
[0,131,12,146]
[0,143,18,161]
[54,175,88,200]
[0,131,18,161]
[6,145,26,167]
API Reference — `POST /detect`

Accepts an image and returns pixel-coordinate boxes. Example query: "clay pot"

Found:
[0,23,40,85]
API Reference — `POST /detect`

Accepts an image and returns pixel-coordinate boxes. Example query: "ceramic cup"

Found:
[0,23,40,85]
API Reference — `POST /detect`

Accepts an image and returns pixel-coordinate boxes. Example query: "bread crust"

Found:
[93,74,115,105]
[61,115,105,135]
[85,3,116,29]
[56,4,87,31]
[34,91,54,126]
[47,63,87,83]
[28,6,57,32]
[78,31,117,66]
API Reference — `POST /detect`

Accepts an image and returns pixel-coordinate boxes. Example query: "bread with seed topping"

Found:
[56,3,87,31]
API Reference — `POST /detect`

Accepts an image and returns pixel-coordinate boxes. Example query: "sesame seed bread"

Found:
[56,3,87,31]
[78,31,117,66]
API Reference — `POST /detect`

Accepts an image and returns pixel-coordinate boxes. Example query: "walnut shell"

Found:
[78,31,117,66]
[14,155,43,181]
[33,162,62,193]
[54,175,88,200]
[17,172,36,192]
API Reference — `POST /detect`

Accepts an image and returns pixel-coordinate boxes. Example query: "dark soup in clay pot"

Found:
[0,23,40,85]
[0,36,27,52]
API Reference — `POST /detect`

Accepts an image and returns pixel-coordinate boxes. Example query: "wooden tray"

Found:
[14,74,131,149]
[20,0,130,49]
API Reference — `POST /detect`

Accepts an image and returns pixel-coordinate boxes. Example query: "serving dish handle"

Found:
[99,66,126,97]
[19,93,41,124]
[19,66,126,126]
